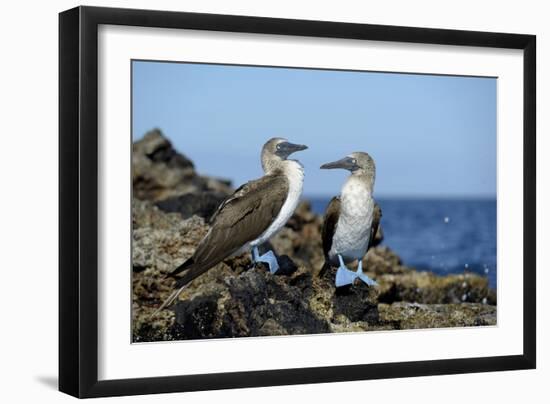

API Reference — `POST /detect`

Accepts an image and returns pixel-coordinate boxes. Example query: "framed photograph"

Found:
[59,6,536,398]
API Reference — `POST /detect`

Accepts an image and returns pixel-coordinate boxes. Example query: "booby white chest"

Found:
[329,176,374,261]
[251,160,304,246]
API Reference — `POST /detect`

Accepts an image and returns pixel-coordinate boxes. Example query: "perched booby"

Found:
[155,138,308,313]
[320,152,381,287]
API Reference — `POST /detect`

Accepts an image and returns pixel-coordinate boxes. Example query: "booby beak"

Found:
[276,142,308,158]
[320,156,358,171]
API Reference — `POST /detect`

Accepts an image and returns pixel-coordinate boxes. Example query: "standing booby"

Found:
[155,138,308,313]
[320,152,381,287]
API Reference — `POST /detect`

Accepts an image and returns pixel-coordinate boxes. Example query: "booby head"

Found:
[320,152,375,175]
[320,152,376,184]
[261,138,308,173]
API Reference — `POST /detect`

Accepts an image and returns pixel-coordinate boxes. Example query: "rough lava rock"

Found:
[133,129,233,203]
[155,191,229,221]
[132,198,497,342]
[131,133,497,342]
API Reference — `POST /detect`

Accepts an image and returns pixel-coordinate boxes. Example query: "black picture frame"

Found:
[59,5,536,398]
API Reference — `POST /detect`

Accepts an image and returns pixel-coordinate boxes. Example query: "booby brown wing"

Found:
[170,173,289,288]
[321,196,341,259]
[368,201,382,249]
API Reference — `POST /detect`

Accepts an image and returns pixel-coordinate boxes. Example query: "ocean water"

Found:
[309,198,497,289]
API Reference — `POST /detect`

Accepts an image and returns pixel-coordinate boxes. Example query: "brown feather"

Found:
[321,196,341,259]
[369,202,382,249]
[171,173,289,288]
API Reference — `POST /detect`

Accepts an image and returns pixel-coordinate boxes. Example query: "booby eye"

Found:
[276,144,281,150]
[351,158,357,164]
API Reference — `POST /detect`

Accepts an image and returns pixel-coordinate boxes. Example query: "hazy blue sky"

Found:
[132,61,496,198]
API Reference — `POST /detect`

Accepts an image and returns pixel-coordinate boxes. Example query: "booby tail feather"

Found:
[165,256,194,278]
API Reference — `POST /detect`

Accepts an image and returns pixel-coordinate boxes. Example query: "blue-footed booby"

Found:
[320,152,381,287]
[156,138,308,313]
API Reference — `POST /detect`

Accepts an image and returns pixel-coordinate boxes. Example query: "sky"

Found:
[132,60,496,198]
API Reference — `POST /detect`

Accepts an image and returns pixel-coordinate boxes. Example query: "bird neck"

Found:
[284,160,305,190]
[342,173,374,199]
[350,170,375,192]
[264,158,303,178]
[262,155,282,173]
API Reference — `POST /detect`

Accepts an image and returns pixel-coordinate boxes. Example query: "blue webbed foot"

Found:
[356,259,378,286]
[335,254,358,287]
[252,247,280,274]
[335,255,377,287]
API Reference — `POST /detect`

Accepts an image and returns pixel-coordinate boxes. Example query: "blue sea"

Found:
[309,198,497,289]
